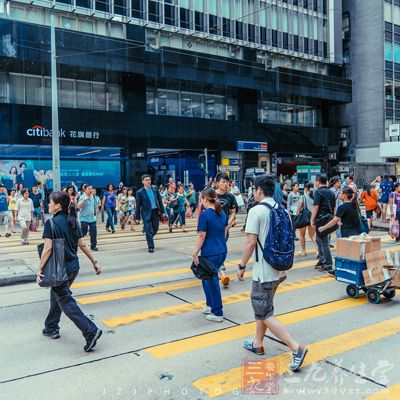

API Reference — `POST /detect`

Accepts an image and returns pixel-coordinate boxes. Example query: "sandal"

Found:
[243,340,265,355]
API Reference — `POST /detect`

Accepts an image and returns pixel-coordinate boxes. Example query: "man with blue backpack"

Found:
[237,174,308,372]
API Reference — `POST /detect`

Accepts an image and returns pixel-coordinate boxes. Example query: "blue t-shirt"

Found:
[78,195,97,223]
[197,208,228,256]
[145,187,157,209]
[0,193,8,212]
[30,192,42,208]
[104,191,116,208]
[175,193,186,213]
[380,180,394,199]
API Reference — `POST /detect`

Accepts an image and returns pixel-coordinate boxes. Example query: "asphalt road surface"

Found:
[0,216,399,400]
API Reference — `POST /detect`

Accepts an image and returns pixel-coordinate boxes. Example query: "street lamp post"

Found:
[50,13,61,191]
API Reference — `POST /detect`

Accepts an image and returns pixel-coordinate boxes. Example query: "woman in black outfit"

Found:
[37,191,103,352]
[318,187,361,238]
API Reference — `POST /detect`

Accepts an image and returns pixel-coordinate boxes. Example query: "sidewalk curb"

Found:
[0,274,36,287]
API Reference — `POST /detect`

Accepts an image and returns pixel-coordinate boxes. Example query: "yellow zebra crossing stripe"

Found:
[365,383,400,399]
[72,258,248,289]
[192,316,400,398]
[77,259,319,304]
[101,276,331,328]
[145,296,369,360]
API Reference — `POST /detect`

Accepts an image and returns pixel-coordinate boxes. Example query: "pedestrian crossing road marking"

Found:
[72,258,250,289]
[366,382,400,399]
[145,296,371,360]
[101,276,331,328]
[191,315,400,398]
[76,259,320,304]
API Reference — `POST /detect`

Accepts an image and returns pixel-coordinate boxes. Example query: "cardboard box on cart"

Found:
[336,236,381,261]
[389,269,400,287]
[366,250,394,270]
[362,266,390,287]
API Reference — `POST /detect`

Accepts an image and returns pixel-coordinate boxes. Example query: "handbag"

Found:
[389,219,400,238]
[191,256,214,280]
[37,219,68,287]
[294,195,311,229]
[315,190,338,237]
[358,208,370,234]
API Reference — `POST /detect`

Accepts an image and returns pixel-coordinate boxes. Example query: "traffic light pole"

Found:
[51,13,61,191]
[204,147,209,186]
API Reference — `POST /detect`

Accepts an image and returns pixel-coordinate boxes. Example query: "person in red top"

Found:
[359,184,378,229]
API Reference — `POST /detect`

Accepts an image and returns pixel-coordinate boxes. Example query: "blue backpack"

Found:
[255,202,295,271]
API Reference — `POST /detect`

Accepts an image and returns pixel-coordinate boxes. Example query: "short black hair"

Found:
[254,174,275,197]
[316,173,328,185]
[141,174,151,181]
[344,174,353,180]
[19,162,27,168]
[215,172,229,182]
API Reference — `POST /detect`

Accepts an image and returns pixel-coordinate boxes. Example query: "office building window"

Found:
[236,21,244,40]
[260,27,267,45]
[95,0,109,13]
[132,0,144,19]
[114,0,126,16]
[223,18,231,37]
[248,24,256,43]
[148,1,160,23]
[1,73,124,112]
[258,99,320,127]
[209,15,219,35]
[195,11,205,31]
[146,80,238,121]
[272,30,278,47]
[180,8,190,29]
[165,4,176,26]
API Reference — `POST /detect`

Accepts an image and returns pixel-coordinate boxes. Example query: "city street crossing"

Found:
[0,217,400,399]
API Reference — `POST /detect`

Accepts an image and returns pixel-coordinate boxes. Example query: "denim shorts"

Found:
[0,211,9,224]
[251,278,284,320]
[33,207,42,218]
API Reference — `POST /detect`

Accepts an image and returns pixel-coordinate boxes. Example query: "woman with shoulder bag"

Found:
[318,187,361,238]
[296,183,317,256]
[37,191,103,352]
[192,188,227,323]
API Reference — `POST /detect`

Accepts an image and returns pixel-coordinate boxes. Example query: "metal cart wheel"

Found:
[346,284,359,299]
[366,288,381,304]
[383,289,396,299]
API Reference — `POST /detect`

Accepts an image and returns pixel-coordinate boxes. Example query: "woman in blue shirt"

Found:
[193,188,228,323]
[101,184,117,233]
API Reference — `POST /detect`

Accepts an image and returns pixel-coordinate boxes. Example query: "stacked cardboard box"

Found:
[336,235,381,261]
[363,249,400,287]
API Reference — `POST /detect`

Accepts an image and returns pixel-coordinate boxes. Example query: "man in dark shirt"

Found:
[215,172,238,288]
[310,174,336,276]
[135,174,166,253]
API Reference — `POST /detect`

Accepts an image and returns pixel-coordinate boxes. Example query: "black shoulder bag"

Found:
[294,195,311,229]
[37,219,68,287]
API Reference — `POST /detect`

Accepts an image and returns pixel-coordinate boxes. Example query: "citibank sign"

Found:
[26,125,66,138]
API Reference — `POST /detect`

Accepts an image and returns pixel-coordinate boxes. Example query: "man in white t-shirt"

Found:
[237,174,308,372]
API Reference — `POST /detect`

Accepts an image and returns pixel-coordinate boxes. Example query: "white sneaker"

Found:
[202,306,211,315]
[206,314,223,323]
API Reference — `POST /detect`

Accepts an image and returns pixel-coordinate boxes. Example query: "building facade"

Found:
[0,0,351,190]
[341,0,400,182]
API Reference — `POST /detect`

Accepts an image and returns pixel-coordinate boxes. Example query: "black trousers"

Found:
[143,209,160,250]
[81,221,97,249]
[44,270,97,338]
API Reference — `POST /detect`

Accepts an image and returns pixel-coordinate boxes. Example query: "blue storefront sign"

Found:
[237,141,268,152]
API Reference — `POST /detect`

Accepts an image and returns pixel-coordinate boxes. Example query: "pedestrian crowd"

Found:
[1,170,399,372]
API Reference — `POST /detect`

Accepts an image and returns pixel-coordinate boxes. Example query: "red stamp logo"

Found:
[241,359,279,395]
